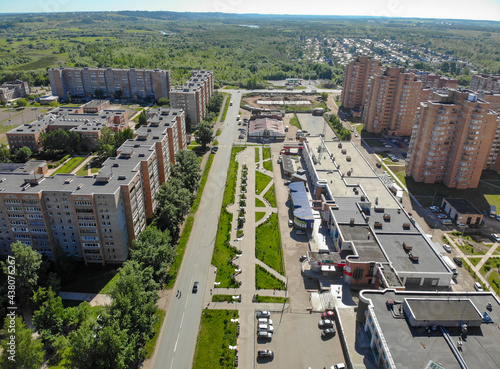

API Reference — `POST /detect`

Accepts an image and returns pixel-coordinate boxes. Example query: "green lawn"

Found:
[289,113,301,129]
[51,157,86,176]
[254,295,289,304]
[263,159,273,172]
[76,163,89,176]
[255,147,260,163]
[263,147,271,160]
[480,258,500,296]
[469,257,482,266]
[255,213,285,275]
[255,171,272,195]
[363,138,384,148]
[393,170,407,188]
[192,310,238,369]
[263,186,277,207]
[256,212,266,222]
[255,264,286,290]
[144,309,166,359]
[212,147,246,288]
[456,243,487,256]
[255,198,265,207]
[212,294,236,302]
[216,129,221,136]
[356,124,363,135]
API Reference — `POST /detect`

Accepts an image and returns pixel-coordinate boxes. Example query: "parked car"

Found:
[211,146,218,153]
[319,319,334,328]
[257,350,274,359]
[256,310,270,318]
[376,162,382,168]
[258,324,274,333]
[437,214,448,219]
[443,244,451,253]
[299,255,308,262]
[257,330,272,339]
[391,157,399,162]
[192,281,199,293]
[258,318,273,325]
[321,311,335,319]
[492,234,500,242]
[238,134,245,139]
[284,180,291,185]
[474,282,484,291]
[453,257,463,266]
[296,230,306,235]
[429,206,441,213]
[322,328,336,338]
[331,364,346,369]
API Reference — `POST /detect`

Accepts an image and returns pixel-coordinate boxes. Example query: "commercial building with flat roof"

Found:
[0,108,186,265]
[48,67,171,101]
[406,89,498,189]
[357,289,500,369]
[299,134,452,290]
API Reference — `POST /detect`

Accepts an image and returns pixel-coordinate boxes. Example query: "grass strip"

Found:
[255,213,285,275]
[192,310,238,369]
[255,264,286,290]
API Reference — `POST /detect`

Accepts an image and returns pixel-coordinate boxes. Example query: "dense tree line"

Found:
[329,114,351,141]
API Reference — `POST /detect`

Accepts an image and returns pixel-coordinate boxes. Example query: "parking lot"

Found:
[254,311,345,368]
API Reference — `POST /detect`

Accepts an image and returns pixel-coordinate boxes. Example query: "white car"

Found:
[442,244,451,253]
[331,364,346,369]
[493,234,500,242]
[319,319,334,328]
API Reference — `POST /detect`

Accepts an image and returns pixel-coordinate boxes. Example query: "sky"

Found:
[1,0,500,22]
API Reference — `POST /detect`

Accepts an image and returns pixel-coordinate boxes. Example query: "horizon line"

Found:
[0,10,499,23]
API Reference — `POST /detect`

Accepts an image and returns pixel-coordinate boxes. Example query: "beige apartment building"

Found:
[363,67,423,136]
[48,67,171,101]
[0,108,186,265]
[170,70,214,128]
[341,56,384,111]
[406,90,498,189]
[470,74,500,93]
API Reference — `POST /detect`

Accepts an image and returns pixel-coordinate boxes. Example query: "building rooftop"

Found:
[444,198,481,215]
[289,182,314,221]
[360,289,500,369]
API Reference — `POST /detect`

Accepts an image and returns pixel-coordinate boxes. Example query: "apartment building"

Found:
[363,67,423,136]
[341,56,384,111]
[406,90,498,189]
[0,80,29,103]
[411,70,458,89]
[48,67,171,101]
[7,102,128,152]
[0,108,186,265]
[170,70,214,128]
[470,73,500,93]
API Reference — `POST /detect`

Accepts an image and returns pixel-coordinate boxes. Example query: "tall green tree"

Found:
[172,150,201,192]
[194,121,214,151]
[32,287,65,335]
[154,178,192,237]
[14,146,32,163]
[131,226,174,284]
[2,241,42,305]
[0,316,44,369]
[137,110,147,127]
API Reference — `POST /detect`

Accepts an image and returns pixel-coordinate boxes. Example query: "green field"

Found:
[255,264,286,290]
[263,185,277,207]
[255,213,285,275]
[51,157,86,176]
[255,171,272,195]
[192,310,238,369]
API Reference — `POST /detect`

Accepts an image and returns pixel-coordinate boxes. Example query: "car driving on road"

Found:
[192,281,199,293]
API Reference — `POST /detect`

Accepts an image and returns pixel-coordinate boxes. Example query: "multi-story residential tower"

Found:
[363,67,423,136]
[406,90,498,189]
[170,70,214,128]
[48,67,171,101]
[341,56,384,111]
[0,108,186,265]
[411,71,458,89]
[470,74,500,93]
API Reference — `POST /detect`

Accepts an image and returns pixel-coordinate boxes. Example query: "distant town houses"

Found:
[0,79,30,103]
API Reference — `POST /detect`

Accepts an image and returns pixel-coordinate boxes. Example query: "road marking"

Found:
[180,312,185,329]
[169,357,175,369]
[173,332,180,352]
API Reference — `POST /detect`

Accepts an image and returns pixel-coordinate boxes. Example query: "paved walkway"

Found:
[444,234,498,294]
[58,291,112,306]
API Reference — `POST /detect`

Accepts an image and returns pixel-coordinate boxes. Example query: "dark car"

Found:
[321,328,336,338]
[376,162,382,168]
[453,257,463,267]
[192,281,199,293]
[257,350,274,359]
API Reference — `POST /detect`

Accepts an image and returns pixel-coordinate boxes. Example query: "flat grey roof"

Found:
[406,298,482,323]
[361,290,500,369]
[376,233,449,273]
[340,224,388,263]
[445,198,481,215]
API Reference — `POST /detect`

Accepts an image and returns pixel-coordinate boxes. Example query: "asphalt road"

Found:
[151,91,241,369]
